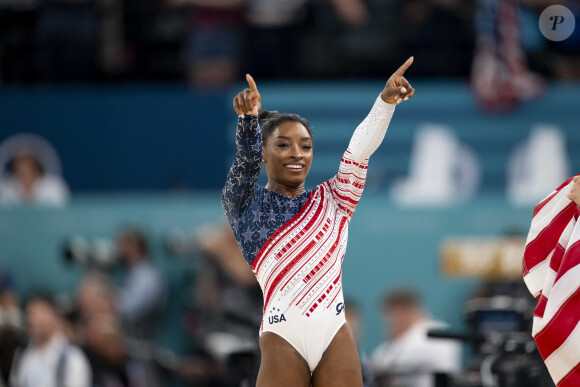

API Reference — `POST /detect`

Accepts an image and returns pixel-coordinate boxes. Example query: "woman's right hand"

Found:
[233,74,261,118]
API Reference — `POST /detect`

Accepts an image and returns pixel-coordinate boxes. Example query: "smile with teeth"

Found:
[285,164,304,170]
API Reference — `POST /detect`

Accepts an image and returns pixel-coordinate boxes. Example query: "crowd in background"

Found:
[0,0,576,386]
[0,0,579,88]
[0,224,466,387]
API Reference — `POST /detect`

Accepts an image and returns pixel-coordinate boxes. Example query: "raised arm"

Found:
[348,57,415,162]
[222,75,263,223]
[330,58,415,216]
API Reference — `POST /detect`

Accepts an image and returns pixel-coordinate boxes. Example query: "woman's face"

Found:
[263,121,313,188]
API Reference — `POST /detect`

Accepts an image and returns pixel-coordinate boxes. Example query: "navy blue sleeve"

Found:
[221,115,262,224]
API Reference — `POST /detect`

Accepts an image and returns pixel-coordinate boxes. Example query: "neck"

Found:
[19,176,37,197]
[265,180,305,198]
[391,314,425,340]
[34,331,58,349]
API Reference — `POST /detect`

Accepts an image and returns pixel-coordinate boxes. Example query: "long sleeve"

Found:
[221,115,262,223]
[329,95,395,217]
[347,95,395,162]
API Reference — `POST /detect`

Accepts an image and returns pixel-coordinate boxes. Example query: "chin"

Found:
[284,176,307,188]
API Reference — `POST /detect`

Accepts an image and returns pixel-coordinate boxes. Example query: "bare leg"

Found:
[256,332,311,387]
[312,323,363,387]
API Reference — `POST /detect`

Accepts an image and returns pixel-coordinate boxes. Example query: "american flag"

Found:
[523,175,580,386]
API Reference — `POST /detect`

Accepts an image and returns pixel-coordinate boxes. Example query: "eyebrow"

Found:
[276,136,312,141]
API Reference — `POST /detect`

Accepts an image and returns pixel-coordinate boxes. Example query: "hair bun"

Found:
[258,110,279,127]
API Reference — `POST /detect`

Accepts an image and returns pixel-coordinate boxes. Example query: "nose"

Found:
[290,144,303,159]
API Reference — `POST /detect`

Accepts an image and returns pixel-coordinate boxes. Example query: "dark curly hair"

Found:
[258,110,313,143]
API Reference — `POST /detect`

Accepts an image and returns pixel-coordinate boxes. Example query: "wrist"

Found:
[377,93,397,109]
[380,90,396,105]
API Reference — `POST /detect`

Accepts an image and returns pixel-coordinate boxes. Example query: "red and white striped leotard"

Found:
[222,96,395,372]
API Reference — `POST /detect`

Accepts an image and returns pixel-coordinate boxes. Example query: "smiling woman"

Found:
[222,62,415,387]
[259,112,313,197]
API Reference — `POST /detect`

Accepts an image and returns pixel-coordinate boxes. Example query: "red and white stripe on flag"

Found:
[523,174,580,386]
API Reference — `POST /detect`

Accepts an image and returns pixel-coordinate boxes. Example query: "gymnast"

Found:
[222,58,415,386]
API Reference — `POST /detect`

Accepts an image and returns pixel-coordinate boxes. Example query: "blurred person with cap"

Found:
[0,148,69,205]
[116,229,166,340]
[0,133,69,205]
[370,289,460,387]
[10,292,91,387]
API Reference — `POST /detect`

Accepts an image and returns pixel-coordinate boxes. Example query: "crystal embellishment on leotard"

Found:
[221,97,396,357]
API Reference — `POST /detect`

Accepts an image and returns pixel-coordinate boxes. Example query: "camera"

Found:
[62,235,117,268]
[428,294,552,387]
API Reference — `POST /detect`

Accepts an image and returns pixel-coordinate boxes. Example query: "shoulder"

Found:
[0,176,19,199]
[63,345,92,380]
[134,262,162,282]
[65,344,89,364]
[370,341,390,359]
[36,175,70,204]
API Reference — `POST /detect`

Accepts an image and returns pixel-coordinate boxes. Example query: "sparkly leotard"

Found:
[222,96,395,372]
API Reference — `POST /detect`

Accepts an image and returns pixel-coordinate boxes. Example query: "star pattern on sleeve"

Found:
[284,209,293,221]
[229,187,311,266]
[221,112,316,266]
[242,228,255,242]
[258,227,269,239]
[221,116,262,222]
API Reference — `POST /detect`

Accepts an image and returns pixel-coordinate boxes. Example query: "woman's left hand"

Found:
[567,175,580,206]
[381,57,415,105]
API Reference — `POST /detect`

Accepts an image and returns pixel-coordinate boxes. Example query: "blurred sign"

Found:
[441,237,526,279]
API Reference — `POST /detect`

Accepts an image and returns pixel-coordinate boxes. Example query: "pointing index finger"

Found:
[246,74,259,94]
[395,56,414,77]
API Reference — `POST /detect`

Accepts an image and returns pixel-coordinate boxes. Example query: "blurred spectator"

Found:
[84,313,134,387]
[0,148,69,205]
[76,273,117,337]
[0,134,69,206]
[370,289,461,387]
[10,293,92,387]
[245,0,372,78]
[294,0,376,78]
[0,269,22,386]
[122,0,184,81]
[471,0,544,112]
[169,0,244,88]
[116,229,166,340]
[345,298,374,387]
[76,273,159,387]
[194,223,260,331]
[393,0,474,77]
[0,0,578,84]
[186,223,260,385]
[76,273,116,324]
[0,270,20,328]
[244,0,309,78]
[36,0,99,83]
[327,0,369,27]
